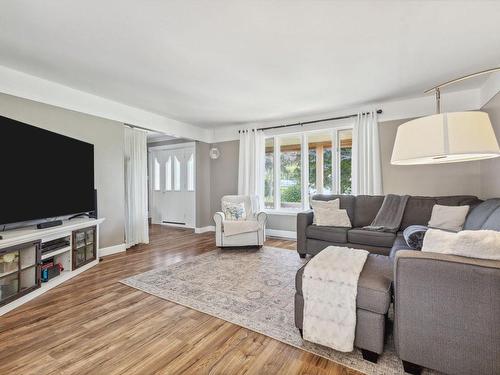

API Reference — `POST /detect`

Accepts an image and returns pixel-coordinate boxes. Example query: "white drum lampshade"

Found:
[391,111,500,165]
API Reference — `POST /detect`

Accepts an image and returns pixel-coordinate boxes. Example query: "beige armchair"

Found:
[213,195,267,247]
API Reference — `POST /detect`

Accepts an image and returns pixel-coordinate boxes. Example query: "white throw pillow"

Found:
[314,207,352,228]
[428,204,470,232]
[422,228,500,260]
[310,199,340,224]
[222,201,246,221]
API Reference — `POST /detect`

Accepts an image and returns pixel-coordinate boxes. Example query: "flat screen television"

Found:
[0,115,95,225]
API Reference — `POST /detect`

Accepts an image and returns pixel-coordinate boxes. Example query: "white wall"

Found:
[0,93,125,248]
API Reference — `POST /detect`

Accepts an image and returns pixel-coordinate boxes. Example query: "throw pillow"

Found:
[222,201,246,221]
[428,204,470,232]
[315,207,352,227]
[403,225,428,249]
[310,199,340,225]
[422,228,500,260]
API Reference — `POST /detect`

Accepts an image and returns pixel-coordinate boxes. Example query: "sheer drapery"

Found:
[124,126,149,247]
[238,129,265,210]
[352,111,382,195]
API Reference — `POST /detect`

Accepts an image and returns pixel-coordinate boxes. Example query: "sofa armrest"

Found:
[297,210,314,255]
[394,250,500,374]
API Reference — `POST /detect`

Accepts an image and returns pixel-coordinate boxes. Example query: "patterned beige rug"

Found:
[121,246,409,375]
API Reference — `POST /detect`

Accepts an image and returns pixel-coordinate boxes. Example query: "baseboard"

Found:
[195,225,215,234]
[99,243,127,257]
[266,229,297,240]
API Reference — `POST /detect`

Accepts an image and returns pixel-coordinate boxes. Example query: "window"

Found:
[308,131,332,195]
[174,156,181,191]
[339,129,353,194]
[187,153,194,191]
[280,135,302,209]
[264,127,353,211]
[153,157,160,191]
[165,156,172,191]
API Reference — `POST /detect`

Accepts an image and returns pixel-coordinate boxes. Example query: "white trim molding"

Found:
[0,65,212,143]
[266,229,297,240]
[100,243,127,257]
[195,226,215,234]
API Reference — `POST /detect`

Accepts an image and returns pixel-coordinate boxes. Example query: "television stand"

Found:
[0,217,105,315]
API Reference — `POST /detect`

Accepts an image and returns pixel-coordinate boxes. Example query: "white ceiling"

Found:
[0,1,499,129]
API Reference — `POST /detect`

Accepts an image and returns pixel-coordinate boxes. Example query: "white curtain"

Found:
[238,129,265,209]
[124,126,149,247]
[352,111,383,195]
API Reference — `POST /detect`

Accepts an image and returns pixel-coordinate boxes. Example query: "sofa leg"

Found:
[299,253,306,259]
[361,349,379,363]
[402,361,422,375]
[298,328,303,338]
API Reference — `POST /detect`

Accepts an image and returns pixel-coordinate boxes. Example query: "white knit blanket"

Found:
[302,246,369,352]
[223,220,260,236]
[422,228,500,260]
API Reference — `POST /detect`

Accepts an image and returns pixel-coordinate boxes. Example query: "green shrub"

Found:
[281,184,301,203]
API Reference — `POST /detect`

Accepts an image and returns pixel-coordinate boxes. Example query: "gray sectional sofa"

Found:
[297,194,481,258]
[295,194,500,375]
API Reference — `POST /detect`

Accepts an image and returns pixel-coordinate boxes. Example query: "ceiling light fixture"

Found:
[391,67,500,165]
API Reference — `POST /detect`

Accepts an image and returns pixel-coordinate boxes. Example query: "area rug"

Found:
[121,247,421,375]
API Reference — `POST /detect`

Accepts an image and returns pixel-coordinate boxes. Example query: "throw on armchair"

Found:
[213,195,267,247]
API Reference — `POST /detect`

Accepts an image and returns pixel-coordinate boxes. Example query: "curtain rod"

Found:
[238,109,382,133]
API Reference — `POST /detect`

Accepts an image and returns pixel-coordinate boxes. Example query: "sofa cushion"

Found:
[399,196,480,230]
[311,194,356,224]
[306,225,348,243]
[348,228,396,248]
[353,195,384,227]
[295,253,392,314]
[464,198,500,230]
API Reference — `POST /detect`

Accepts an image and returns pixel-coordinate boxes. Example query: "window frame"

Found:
[264,125,353,213]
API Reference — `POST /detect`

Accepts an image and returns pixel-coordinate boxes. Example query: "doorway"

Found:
[149,143,196,228]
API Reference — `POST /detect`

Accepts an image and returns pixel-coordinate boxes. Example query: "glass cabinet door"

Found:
[0,241,41,307]
[72,226,96,270]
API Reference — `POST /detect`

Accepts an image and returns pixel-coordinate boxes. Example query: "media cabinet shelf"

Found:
[0,218,104,316]
[41,246,72,260]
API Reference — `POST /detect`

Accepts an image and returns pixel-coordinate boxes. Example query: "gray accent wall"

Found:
[481,92,500,199]
[196,141,212,227]
[209,141,239,220]
[0,92,126,248]
[379,119,482,197]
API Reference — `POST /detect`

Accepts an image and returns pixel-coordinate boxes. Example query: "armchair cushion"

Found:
[221,195,257,218]
[222,220,260,236]
[222,201,246,220]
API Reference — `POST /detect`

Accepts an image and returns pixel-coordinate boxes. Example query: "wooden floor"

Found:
[0,225,361,375]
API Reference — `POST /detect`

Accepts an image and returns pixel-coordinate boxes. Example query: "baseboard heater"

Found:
[162,221,186,225]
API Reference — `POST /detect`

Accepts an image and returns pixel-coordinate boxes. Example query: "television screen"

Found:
[0,115,95,225]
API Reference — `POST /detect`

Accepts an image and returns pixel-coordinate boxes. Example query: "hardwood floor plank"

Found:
[0,225,362,375]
